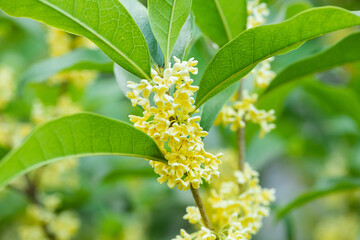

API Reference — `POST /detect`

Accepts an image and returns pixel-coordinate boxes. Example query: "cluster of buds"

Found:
[31,95,82,125]
[19,198,80,240]
[215,90,276,138]
[247,0,270,28]
[47,28,97,89]
[0,65,15,110]
[175,163,275,240]
[251,57,276,89]
[127,57,222,190]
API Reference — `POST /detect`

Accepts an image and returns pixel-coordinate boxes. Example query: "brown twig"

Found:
[190,186,213,230]
[237,81,246,171]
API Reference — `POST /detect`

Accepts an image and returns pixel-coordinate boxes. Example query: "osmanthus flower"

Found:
[215,1,276,138]
[47,28,97,89]
[127,57,222,190]
[174,163,275,240]
[247,0,270,29]
[0,65,15,110]
[215,90,276,138]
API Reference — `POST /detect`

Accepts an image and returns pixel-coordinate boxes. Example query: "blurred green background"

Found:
[0,0,360,239]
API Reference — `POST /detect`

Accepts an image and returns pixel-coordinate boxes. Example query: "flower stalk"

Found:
[190,186,213,230]
[237,82,245,171]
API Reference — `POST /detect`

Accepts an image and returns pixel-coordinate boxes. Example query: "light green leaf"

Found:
[0,0,152,80]
[114,63,139,96]
[283,1,312,20]
[0,113,166,190]
[277,177,360,219]
[148,0,192,65]
[265,32,360,95]
[200,83,239,132]
[120,0,164,65]
[171,13,195,62]
[20,49,112,89]
[195,7,360,109]
[303,80,360,128]
[192,0,247,46]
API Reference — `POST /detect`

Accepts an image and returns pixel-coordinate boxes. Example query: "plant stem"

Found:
[237,82,245,171]
[190,186,213,230]
[237,127,245,171]
[24,174,57,240]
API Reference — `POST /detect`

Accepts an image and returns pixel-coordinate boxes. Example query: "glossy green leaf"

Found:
[192,0,247,46]
[195,7,360,109]
[120,0,164,65]
[283,1,312,19]
[0,113,166,190]
[303,80,360,128]
[200,83,239,132]
[171,14,195,62]
[20,49,112,89]
[148,0,192,65]
[0,0,152,80]
[265,32,360,95]
[277,177,360,219]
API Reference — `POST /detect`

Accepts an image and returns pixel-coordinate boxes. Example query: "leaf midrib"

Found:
[38,0,151,80]
[195,28,346,109]
[166,0,177,65]
[214,0,232,41]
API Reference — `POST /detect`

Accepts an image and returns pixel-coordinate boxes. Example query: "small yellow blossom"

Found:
[48,211,80,240]
[215,90,276,137]
[175,163,275,240]
[31,95,82,124]
[0,65,15,110]
[38,158,79,190]
[48,70,97,88]
[314,214,359,240]
[184,206,201,224]
[247,0,270,29]
[251,57,276,89]
[47,28,97,89]
[127,57,222,190]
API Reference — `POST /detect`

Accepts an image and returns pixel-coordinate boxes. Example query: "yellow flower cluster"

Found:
[16,158,80,240]
[0,65,15,110]
[314,214,359,240]
[0,117,32,148]
[47,28,96,57]
[215,1,276,138]
[47,28,97,88]
[19,197,80,240]
[127,57,222,190]
[251,57,276,89]
[215,91,276,138]
[38,158,79,190]
[175,163,275,240]
[31,95,82,124]
[247,0,270,29]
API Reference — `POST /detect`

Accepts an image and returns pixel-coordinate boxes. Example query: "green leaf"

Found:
[192,0,247,46]
[195,7,360,109]
[120,0,164,65]
[148,0,192,65]
[0,113,166,190]
[265,32,360,95]
[303,80,360,128]
[0,0,152,80]
[277,177,360,219]
[171,13,195,62]
[283,1,312,19]
[20,49,112,89]
[199,83,239,132]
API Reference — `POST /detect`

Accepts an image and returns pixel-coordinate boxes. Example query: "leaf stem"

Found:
[190,186,213,230]
[237,82,245,171]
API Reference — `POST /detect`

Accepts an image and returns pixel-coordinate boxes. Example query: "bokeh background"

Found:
[0,0,360,239]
